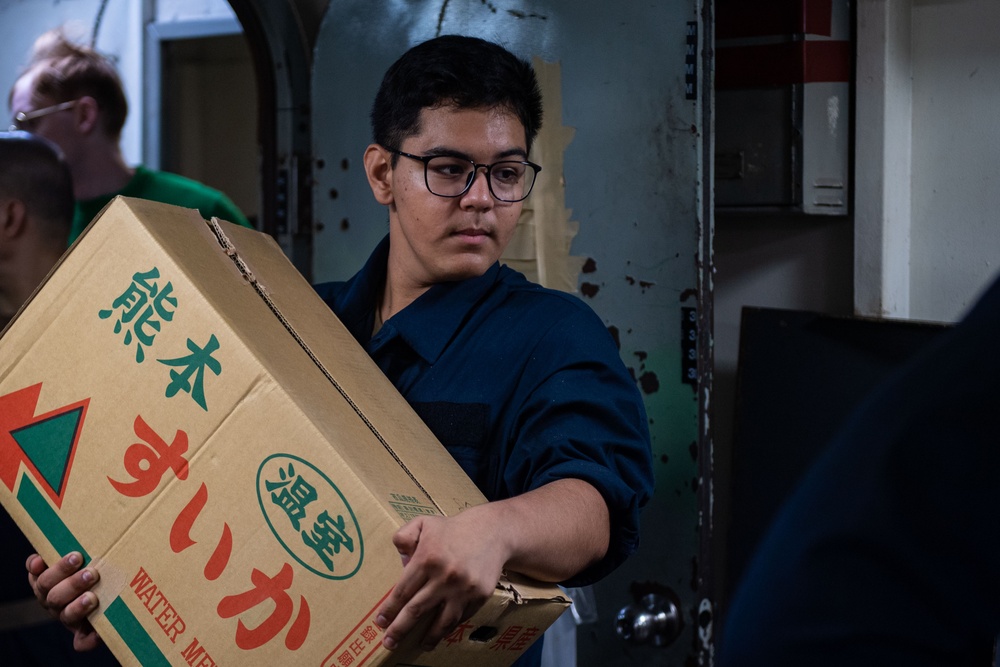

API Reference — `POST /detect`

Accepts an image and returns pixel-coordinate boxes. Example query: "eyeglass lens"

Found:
[424,156,537,202]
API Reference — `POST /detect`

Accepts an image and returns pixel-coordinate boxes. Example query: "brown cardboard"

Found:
[0,197,569,667]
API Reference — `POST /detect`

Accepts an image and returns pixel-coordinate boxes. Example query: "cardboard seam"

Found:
[204,218,442,516]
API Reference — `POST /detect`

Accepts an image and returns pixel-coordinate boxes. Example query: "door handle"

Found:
[614,585,683,647]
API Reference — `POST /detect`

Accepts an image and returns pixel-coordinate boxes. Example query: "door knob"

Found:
[614,585,683,647]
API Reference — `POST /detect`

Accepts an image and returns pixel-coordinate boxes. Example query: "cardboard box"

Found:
[0,197,569,666]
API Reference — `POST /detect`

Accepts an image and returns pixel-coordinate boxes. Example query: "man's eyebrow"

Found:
[423,146,529,160]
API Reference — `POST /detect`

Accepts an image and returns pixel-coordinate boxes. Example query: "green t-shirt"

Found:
[70,165,253,243]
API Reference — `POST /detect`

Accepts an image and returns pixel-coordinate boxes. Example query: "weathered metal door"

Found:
[308,2,713,665]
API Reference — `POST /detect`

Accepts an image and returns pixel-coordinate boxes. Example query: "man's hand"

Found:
[374,478,610,653]
[375,507,507,651]
[26,551,103,651]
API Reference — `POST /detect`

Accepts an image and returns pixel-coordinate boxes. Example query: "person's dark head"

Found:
[0,130,74,236]
[8,28,128,140]
[371,35,543,159]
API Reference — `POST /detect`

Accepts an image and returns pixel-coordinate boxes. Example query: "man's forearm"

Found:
[489,477,610,582]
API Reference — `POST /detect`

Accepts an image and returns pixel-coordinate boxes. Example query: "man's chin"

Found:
[438,256,496,282]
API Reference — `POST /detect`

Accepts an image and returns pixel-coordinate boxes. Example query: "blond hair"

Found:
[12,27,128,140]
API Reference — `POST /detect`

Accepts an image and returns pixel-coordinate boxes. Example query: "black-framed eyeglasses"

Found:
[8,99,78,132]
[386,147,541,203]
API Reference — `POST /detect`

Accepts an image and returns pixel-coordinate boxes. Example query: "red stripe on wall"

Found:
[716,0,833,39]
[716,40,850,88]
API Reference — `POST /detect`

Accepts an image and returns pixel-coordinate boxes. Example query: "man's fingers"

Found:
[419,599,468,651]
[72,621,103,652]
[376,568,429,648]
[26,553,47,577]
[377,518,427,638]
[60,590,100,626]
[380,593,440,651]
[31,552,100,614]
[32,551,83,599]
[30,552,78,604]
[392,518,422,562]
[21,551,103,651]
[381,596,475,653]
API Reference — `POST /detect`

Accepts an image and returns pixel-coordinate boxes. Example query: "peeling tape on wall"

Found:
[501,58,586,293]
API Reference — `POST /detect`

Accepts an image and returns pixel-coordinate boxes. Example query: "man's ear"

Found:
[363,144,395,206]
[0,198,27,240]
[73,95,101,135]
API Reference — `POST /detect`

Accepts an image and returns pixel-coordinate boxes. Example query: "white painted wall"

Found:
[909,0,1000,321]
[854,0,1000,323]
[854,0,913,319]
[155,0,235,22]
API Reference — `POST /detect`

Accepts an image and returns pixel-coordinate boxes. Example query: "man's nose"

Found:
[461,166,494,206]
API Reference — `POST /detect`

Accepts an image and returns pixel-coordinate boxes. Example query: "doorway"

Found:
[147,19,259,228]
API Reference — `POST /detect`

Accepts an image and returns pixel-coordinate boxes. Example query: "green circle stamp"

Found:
[257,453,363,580]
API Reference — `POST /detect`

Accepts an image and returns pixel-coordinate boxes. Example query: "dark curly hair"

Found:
[0,131,74,233]
[371,35,543,159]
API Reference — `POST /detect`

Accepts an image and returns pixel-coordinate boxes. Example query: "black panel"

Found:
[725,307,950,606]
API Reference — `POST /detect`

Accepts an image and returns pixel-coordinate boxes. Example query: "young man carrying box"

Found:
[26,35,655,667]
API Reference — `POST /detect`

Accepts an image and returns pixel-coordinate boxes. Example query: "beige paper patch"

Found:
[501,58,586,292]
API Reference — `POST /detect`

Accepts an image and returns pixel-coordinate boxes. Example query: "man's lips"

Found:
[453,228,492,239]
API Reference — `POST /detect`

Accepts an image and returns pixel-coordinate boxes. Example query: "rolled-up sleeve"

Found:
[505,307,654,586]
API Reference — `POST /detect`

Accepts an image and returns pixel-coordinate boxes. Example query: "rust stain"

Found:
[580,282,600,298]
[626,275,655,291]
[638,371,659,394]
[507,9,548,19]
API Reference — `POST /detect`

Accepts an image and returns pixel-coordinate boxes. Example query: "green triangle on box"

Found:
[11,407,84,496]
